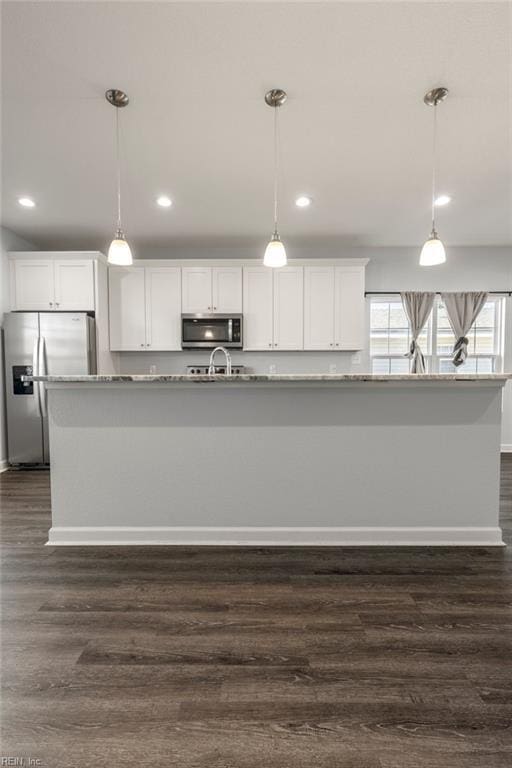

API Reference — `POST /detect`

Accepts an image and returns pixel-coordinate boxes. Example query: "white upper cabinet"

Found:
[105,259,365,354]
[304,266,335,350]
[145,267,181,351]
[10,260,55,311]
[53,260,94,311]
[243,266,304,351]
[212,267,242,313]
[10,256,96,311]
[334,265,365,350]
[242,267,273,350]
[181,267,212,313]
[273,267,304,350]
[109,267,146,351]
[182,266,242,313]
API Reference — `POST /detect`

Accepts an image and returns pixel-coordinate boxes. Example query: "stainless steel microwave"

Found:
[181,314,243,349]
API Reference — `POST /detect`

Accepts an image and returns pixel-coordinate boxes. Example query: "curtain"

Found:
[441,292,488,367]
[401,292,435,373]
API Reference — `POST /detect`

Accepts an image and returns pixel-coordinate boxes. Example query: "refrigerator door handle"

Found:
[38,336,48,418]
[33,336,43,419]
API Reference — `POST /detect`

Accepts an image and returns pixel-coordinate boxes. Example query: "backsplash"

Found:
[117,350,368,376]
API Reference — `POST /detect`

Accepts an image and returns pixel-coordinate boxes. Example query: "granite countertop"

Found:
[25,373,512,383]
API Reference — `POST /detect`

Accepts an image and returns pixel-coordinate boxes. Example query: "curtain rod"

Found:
[365,291,512,297]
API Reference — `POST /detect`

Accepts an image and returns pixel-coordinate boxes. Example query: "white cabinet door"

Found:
[304,266,335,350]
[54,260,95,310]
[145,267,181,351]
[273,267,304,350]
[334,265,365,350]
[109,267,146,351]
[11,260,55,310]
[242,267,273,350]
[212,267,242,313]
[182,267,212,312]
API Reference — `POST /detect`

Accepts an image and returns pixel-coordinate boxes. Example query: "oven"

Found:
[181,314,243,349]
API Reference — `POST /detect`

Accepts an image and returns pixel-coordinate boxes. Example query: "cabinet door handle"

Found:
[213,306,217,310]
[268,343,272,347]
[140,343,144,347]
[49,302,53,307]
[55,302,60,307]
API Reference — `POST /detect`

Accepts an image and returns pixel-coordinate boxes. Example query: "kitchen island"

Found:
[28,374,510,546]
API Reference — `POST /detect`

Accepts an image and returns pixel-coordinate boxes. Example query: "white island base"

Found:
[38,375,508,547]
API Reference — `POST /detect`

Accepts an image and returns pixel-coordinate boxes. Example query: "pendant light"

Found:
[420,87,448,266]
[105,89,132,266]
[264,89,287,268]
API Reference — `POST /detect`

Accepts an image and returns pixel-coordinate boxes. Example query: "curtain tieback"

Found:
[406,339,419,359]
[453,336,469,367]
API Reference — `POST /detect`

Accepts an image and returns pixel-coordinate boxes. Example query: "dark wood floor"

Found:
[1,458,511,767]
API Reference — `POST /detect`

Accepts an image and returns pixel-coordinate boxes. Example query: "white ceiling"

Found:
[2,1,511,253]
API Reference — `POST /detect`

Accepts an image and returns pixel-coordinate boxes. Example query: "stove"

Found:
[187,364,247,375]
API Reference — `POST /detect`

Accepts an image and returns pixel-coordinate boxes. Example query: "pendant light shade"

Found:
[105,89,132,266]
[420,232,446,266]
[420,87,448,267]
[108,230,133,266]
[264,234,287,268]
[264,89,287,268]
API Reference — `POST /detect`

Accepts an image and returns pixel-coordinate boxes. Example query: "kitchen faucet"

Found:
[208,346,232,376]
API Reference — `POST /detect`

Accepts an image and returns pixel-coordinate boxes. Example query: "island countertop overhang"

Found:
[24,373,511,387]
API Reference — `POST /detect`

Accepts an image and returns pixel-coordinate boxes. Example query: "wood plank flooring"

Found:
[1,457,511,767]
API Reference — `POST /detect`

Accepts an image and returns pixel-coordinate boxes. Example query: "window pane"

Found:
[461,357,478,373]
[474,327,495,354]
[388,329,410,354]
[370,298,432,358]
[439,358,456,373]
[372,358,391,374]
[389,303,408,328]
[476,357,493,373]
[371,303,390,329]
[370,331,389,355]
[437,303,452,329]
[437,329,455,355]
[389,357,411,374]
[476,304,495,327]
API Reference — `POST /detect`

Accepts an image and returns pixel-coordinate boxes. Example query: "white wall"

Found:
[0,226,38,467]
[120,245,512,449]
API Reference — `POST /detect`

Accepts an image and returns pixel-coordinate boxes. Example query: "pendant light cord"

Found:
[431,102,437,234]
[116,106,122,232]
[273,104,279,235]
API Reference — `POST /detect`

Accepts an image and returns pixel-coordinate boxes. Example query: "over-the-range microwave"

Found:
[181,314,243,349]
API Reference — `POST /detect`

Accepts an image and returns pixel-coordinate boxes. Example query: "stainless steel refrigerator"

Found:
[3,313,96,465]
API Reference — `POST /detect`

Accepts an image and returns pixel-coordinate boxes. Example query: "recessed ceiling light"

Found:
[295,195,312,208]
[18,197,35,208]
[156,196,172,208]
[434,194,451,207]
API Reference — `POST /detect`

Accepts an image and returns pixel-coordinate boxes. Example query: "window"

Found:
[370,296,505,374]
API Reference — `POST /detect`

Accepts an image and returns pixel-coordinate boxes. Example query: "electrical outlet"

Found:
[269,364,277,375]
[329,363,337,374]
[149,365,157,375]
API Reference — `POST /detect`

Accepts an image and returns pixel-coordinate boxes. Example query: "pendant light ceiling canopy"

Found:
[106,88,132,266]
[263,88,287,268]
[420,86,448,267]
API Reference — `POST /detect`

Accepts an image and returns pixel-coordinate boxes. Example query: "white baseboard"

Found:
[0,460,9,473]
[502,444,512,453]
[47,526,505,547]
